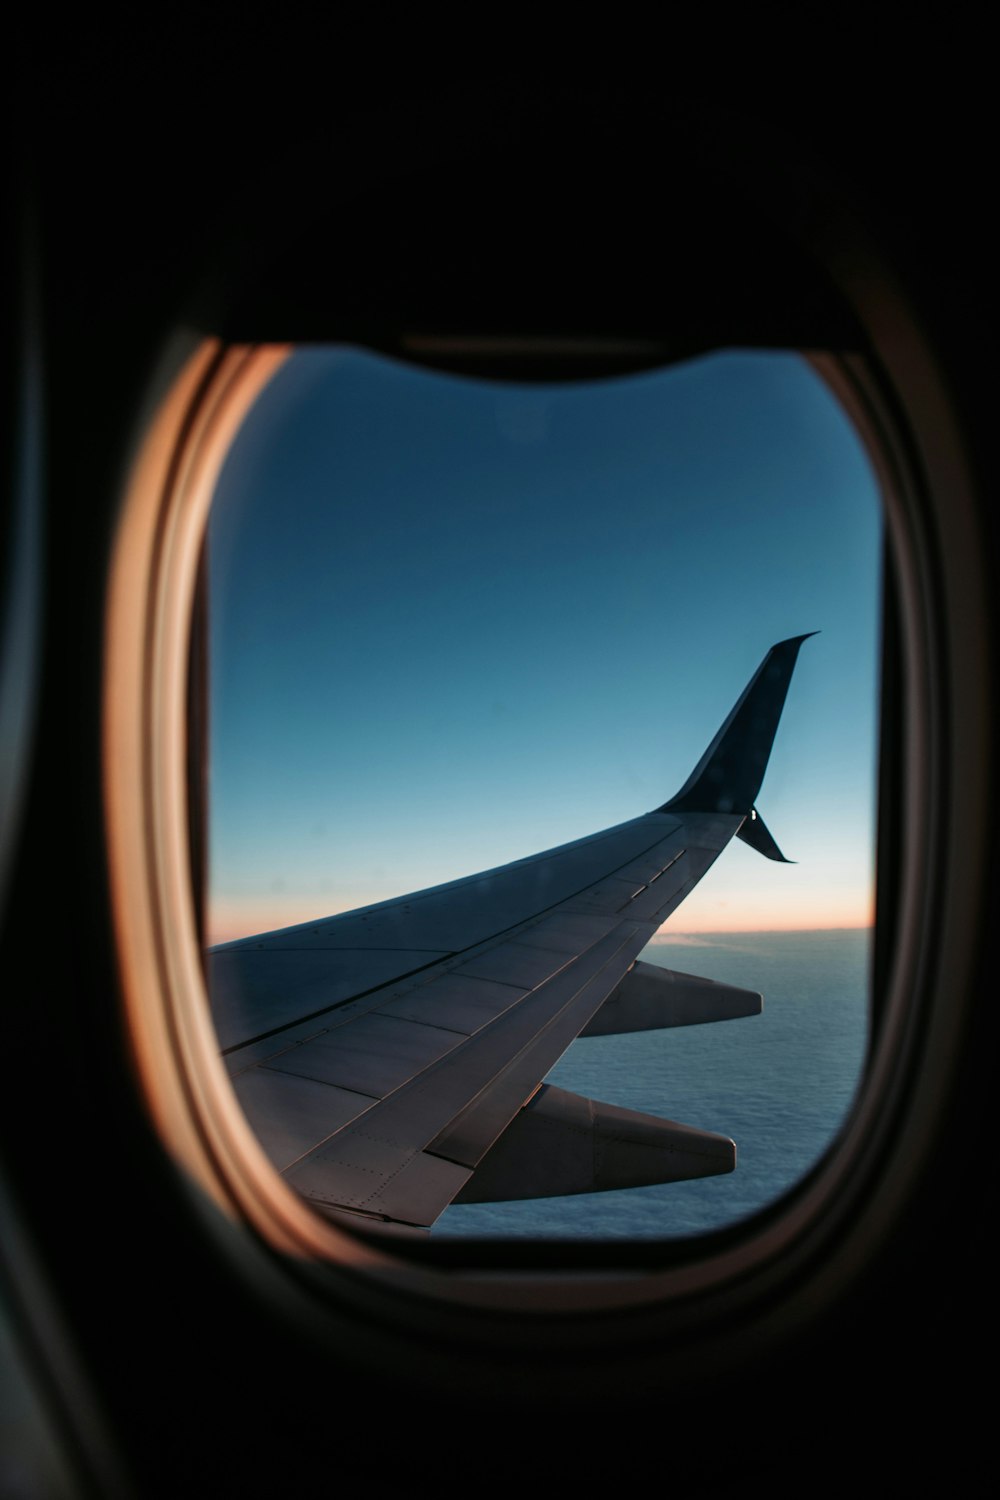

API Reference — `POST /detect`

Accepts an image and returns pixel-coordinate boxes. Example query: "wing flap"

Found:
[232,1069,376,1173]
[301,1140,474,1229]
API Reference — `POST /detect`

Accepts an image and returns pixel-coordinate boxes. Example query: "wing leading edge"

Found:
[209,636,812,1230]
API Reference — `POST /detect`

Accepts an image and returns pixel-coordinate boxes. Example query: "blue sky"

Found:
[206,347,881,943]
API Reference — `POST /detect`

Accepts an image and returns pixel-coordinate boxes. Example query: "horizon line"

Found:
[205,912,875,947]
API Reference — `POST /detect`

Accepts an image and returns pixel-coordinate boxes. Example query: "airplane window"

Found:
[203,346,879,1240]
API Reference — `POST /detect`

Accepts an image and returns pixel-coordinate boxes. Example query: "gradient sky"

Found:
[206,347,881,946]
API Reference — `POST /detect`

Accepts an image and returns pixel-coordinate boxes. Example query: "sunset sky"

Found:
[206,347,881,946]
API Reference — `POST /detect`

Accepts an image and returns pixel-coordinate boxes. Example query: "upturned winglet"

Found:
[657,634,816,818]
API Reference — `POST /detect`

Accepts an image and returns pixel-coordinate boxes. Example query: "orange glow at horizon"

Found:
[206,887,874,948]
[646,882,874,937]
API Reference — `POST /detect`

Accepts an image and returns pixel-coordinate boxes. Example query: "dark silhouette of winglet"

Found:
[657,634,817,818]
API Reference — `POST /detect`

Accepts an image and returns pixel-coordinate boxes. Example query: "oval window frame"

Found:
[103,275,987,1352]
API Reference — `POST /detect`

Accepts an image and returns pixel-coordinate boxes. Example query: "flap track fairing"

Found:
[453,1084,735,1204]
[580,960,762,1035]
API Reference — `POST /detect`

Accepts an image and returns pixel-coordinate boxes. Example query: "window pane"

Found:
[206,348,879,1238]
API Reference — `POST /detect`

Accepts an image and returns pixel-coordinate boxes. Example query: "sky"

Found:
[206,347,881,946]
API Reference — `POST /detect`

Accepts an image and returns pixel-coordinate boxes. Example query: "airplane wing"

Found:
[209,636,813,1230]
